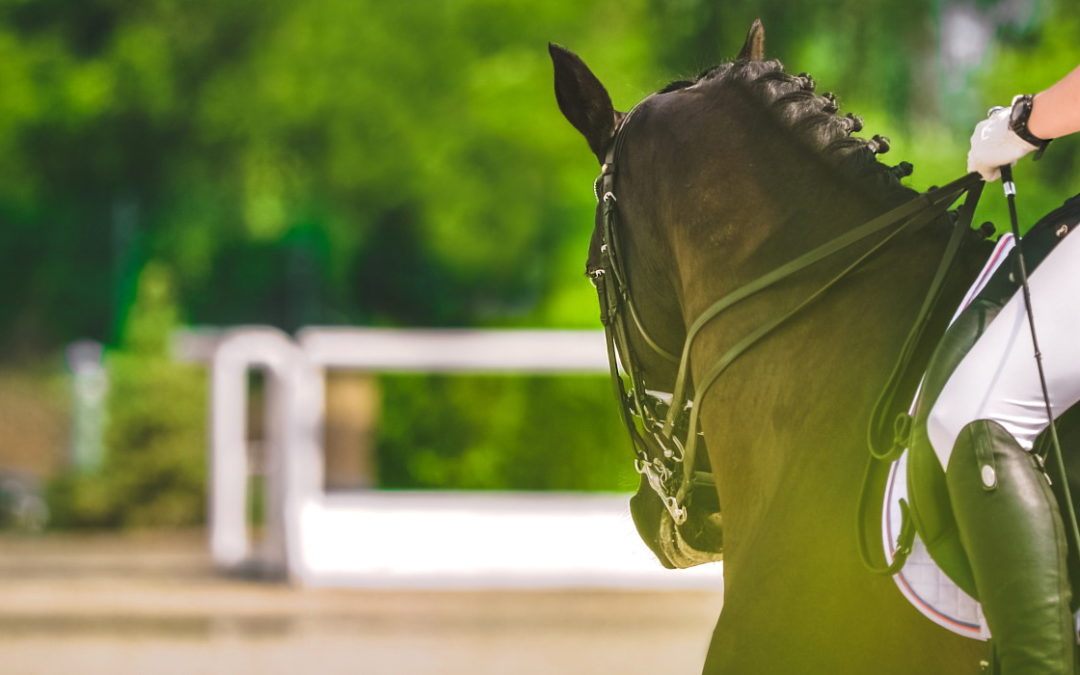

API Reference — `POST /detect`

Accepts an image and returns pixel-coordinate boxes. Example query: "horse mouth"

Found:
[631,487,724,569]
[656,511,724,569]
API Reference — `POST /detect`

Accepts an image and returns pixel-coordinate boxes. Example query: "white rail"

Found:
[181,327,723,589]
[298,327,609,372]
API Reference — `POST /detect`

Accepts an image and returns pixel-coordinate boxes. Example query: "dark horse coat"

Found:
[550,21,1018,674]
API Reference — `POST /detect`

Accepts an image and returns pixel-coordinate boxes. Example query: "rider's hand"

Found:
[967,104,1039,182]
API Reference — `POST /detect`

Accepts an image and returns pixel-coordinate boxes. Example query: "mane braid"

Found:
[704,60,914,200]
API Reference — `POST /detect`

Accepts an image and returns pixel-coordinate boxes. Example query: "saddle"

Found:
[904,193,1080,610]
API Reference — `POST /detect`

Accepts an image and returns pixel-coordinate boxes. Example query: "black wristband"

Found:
[1009,94,1051,158]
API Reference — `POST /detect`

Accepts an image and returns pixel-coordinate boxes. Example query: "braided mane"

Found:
[662,59,914,199]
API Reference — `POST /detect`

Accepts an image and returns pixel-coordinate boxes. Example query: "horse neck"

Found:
[687,161,986,669]
[674,132,977,561]
[675,129,916,313]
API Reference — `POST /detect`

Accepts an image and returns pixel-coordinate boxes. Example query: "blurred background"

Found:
[1,0,1079,673]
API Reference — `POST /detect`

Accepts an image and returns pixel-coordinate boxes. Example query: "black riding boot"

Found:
[946,419,1076,674]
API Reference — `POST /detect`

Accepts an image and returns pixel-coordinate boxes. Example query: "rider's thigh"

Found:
[927,229,1080,464]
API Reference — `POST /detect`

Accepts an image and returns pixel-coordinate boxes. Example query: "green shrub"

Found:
[47,263,207,528]
[376,374,637,492]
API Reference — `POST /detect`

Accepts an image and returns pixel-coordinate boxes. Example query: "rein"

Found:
[590,108,985,535]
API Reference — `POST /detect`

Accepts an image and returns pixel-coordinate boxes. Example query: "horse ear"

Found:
[549,43,618,163]
[737,19,766,61]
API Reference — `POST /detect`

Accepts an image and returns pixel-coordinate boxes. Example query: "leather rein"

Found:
[588,106,985,544]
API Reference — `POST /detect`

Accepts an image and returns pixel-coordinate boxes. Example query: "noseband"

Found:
[588,105,985,533]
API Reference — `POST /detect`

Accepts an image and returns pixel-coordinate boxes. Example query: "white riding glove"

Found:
[966,104,1039,182]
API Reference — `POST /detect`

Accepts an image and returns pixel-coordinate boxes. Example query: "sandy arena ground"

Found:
[0,532,724,674]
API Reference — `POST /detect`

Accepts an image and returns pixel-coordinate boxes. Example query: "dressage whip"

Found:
[999,164,1080,549]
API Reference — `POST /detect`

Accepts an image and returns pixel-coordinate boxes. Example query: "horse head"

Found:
[549,18,925,566]
[548,26,780,569]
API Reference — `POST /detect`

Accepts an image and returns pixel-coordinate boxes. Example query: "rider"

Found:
[918,65,1080,673]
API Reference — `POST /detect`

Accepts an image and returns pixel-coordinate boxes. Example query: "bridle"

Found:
[588,103,985,552]
[588,105,705,527]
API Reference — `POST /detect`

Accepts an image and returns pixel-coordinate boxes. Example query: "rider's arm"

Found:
[1029,65,1080,140]
[968,65,1080,181]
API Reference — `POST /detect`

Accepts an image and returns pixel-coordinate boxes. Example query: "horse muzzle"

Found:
[630,481,724,569]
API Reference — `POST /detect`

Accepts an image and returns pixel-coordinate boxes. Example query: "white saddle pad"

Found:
[883,452,988,639]
[885,452,1080,640]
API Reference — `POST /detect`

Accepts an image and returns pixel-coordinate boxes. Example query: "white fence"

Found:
[178,327,723,589]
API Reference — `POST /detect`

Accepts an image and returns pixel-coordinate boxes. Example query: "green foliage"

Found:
[7,1,1080,513]
[377,374,636,491]
[47,263,207,528]
[0,0,659,341]
[4,1,1079,348]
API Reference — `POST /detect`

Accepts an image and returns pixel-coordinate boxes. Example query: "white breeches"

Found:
[927,228,1080,468]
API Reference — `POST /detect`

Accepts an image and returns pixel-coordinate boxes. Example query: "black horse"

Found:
[551,21,1004,673]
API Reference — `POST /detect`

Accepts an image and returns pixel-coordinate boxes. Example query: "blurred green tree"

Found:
[3,1,1078,508]
[48,262,206,527]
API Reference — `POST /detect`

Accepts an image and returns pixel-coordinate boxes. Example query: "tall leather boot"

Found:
[946,419,1077,674]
